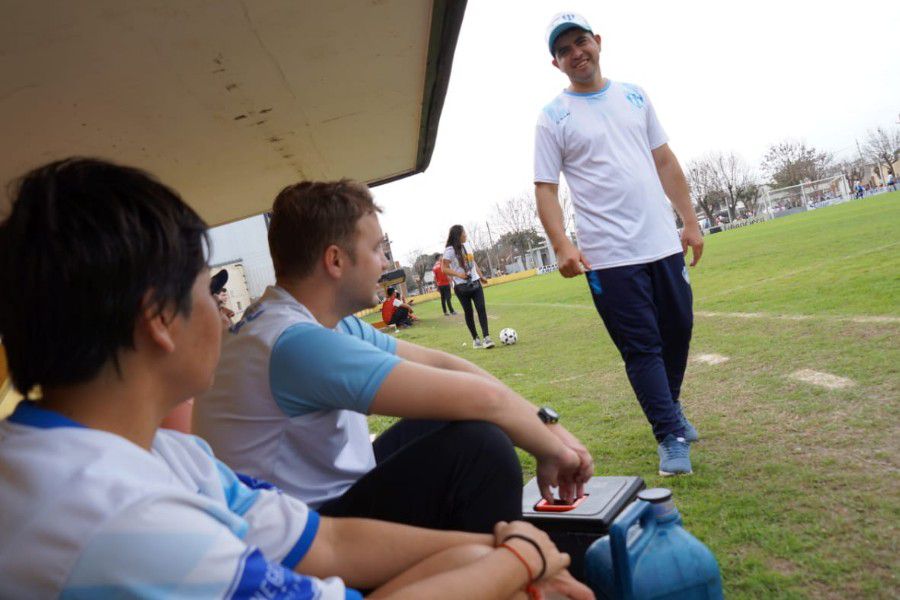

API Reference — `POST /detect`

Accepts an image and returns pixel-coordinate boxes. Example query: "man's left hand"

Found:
[680,224,704,267]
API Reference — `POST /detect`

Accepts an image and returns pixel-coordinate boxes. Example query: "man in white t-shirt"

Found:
[0,159,592,600]
[534,12,705,476]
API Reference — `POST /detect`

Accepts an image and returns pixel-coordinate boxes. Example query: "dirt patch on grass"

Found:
[789,369,855,390]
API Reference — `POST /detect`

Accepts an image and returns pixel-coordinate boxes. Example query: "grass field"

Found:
[368,193,900,599]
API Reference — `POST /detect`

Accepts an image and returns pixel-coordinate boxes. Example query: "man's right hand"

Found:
[536,445,584,504]
[556,240,591,278]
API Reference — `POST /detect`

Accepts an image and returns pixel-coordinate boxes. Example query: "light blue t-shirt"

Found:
[270,315,399,417]
[195,286,402,507]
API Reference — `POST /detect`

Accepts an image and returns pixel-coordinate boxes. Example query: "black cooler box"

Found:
[522,476,644,581]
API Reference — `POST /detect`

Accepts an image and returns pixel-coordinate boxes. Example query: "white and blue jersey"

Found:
[534,80,682,270]
[0,401,360,599]
[194,285,401,508]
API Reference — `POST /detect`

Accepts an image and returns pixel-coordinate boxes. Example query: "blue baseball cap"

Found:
[546,12,593,56]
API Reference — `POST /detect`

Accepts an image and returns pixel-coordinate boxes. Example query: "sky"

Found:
[369,0,900,264]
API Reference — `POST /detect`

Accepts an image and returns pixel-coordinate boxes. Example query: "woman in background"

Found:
[442,225,493,349]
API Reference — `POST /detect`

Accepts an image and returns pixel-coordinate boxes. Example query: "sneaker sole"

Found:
[658,469,693,477]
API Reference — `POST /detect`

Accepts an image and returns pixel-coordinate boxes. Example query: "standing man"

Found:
[534,12,704,476]
[433,252,457,316]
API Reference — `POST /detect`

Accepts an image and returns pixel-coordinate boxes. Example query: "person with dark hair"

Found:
[210,268,236,327]
[432,252,456,316]
[443,225,493,348]
[534,13,703,476]
[0,159,592,600]
[194,179,594,535]
[381,286,413,327]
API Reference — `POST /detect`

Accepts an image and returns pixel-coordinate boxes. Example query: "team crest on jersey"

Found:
[625,90,645,108]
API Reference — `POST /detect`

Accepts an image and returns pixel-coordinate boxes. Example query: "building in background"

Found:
[208,216,275,300]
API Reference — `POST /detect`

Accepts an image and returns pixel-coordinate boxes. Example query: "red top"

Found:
[433,260,450,287]
[381,297,397,323]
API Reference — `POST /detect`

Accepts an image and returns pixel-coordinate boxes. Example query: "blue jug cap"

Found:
[637,488,672,503]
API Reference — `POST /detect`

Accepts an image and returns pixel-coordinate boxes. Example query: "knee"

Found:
[447,421,520,471]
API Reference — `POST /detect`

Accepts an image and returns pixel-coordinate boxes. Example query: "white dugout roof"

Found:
[0,0,466,225]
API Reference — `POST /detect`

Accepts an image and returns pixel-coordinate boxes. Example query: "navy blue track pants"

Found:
[586,252,693,442]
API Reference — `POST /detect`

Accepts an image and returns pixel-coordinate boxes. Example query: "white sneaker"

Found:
[472,338,483,349]
[482,336,495,349]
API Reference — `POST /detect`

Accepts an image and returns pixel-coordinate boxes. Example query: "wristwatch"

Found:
[537,407,559,424]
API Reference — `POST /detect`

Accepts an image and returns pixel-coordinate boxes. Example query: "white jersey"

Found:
[443,242,480,285]
[195,285,399,508]
[534,80,682,269]
[0,401,358,599]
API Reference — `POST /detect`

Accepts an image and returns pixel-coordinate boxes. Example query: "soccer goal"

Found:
[759,175,851,218]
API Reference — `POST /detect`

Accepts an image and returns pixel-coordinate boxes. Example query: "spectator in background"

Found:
[443,225,493,349]
[382,286,414,328]
[432,252,456,316]
[209,269,235,327]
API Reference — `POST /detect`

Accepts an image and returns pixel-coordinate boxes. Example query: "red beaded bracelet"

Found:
[500,542,535,582]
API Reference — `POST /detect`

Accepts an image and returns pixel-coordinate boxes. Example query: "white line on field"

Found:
[490,303,899,324]
[789,369,855,390]
[548,373,588,384]
[693,353,730,365]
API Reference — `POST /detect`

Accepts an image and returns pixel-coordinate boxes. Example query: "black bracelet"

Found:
[501,534,547,581]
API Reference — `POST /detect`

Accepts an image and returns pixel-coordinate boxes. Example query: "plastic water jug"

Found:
[584,488,723,599]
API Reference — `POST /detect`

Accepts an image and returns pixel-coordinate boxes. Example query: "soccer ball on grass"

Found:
[499,328,518,345]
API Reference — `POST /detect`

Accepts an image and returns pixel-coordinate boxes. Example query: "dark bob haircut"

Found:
[0,158,208,396]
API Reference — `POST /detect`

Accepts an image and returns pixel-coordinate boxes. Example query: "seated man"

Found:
[0,158,591,600]
[194,179,594,533]
[381,286,413,327]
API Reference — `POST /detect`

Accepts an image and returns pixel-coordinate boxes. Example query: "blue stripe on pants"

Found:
[586,253,693,441]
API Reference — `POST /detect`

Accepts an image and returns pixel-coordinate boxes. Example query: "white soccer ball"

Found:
[499,328,518,345]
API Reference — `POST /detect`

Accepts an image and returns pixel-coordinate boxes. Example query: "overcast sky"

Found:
[370,0,900,263]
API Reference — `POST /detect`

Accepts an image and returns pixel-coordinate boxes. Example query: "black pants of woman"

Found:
[437,284,455,315]
[454,281,489,339]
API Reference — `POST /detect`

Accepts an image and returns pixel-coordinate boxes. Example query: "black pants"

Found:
[587,253,693,442]
[455,282,489,339]
[318,420,522,533]
[438,285,455,314]
[388,307,410,326]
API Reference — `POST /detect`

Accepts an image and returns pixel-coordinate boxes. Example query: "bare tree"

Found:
[708,151,757,220]
[494,191,539,237]
[862,126,900,177]
[406,248,434,291]
[493,191,544,259]
[686,158,721,224]
[761,140,833,187]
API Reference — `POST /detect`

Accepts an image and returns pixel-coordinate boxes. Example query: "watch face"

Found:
[539,407,559,423]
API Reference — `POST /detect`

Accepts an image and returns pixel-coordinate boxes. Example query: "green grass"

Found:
[368,193,900,598]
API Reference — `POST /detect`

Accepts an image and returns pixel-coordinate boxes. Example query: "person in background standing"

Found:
[442,225,493,349]
[432,252,456,316]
